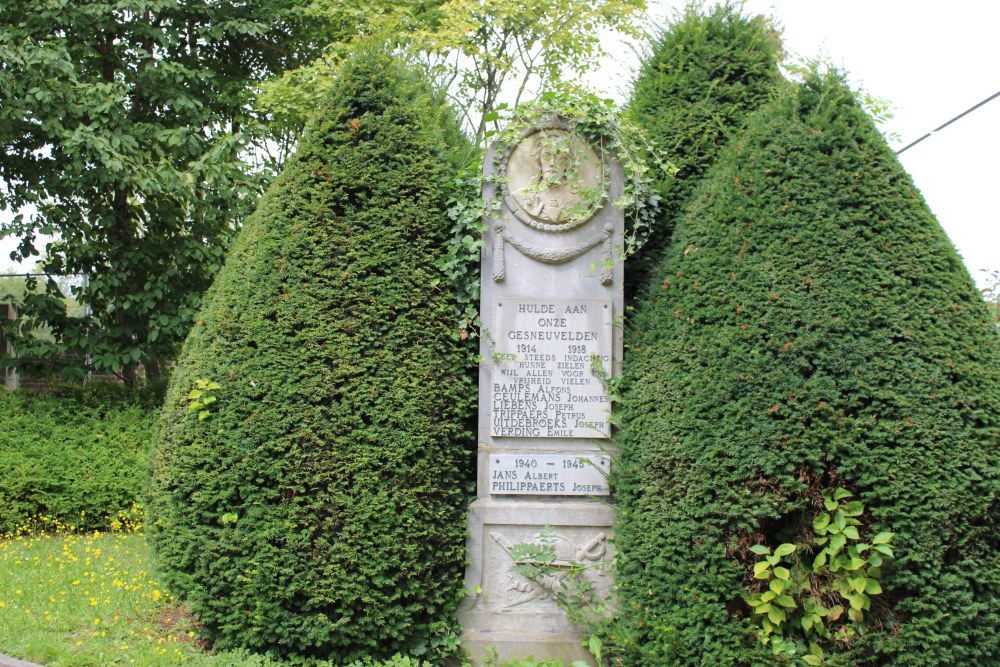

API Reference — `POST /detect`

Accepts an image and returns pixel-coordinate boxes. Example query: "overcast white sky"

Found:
[4,1,997,292]
[589,0,999,291]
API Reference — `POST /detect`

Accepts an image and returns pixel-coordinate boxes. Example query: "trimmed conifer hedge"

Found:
[148,49,475,663]
[614,72,999,666]
[625,2,783,298]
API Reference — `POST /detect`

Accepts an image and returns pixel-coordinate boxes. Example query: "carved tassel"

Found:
[600,223,613,285]
[492,223,506,283]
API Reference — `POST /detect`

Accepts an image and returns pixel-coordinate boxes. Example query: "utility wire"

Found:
[896,90,1000,155]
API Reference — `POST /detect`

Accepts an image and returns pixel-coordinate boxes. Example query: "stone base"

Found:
[457,498,614,666]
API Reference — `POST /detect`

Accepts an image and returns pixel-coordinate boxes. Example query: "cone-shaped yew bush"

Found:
[148,48,475,663]
[626,2,784,297]
[614,71,999,666]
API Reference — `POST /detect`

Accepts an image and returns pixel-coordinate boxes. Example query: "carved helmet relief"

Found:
[502,128,608,232]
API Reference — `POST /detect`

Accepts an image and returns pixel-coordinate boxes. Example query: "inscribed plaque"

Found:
[490,297,612,438]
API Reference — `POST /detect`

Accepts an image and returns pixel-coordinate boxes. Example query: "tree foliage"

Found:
[257,0,647,147]
[416,0,646,141]
[0,0,334,384]
[625,1,783,299]
[613,71,999,666]
[148,48,476,663]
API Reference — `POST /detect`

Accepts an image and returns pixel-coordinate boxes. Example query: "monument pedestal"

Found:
[458,498,614,666]
[460,121,623,665]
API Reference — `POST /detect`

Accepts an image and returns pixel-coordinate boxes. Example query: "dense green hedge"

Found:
[614,72,999,666]
[0,383,158,534]
[625,2,783,298]
[148,49,476,664]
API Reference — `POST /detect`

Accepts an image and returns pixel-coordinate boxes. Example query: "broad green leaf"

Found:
[841,501,864,516]
[772,566,791,580]
[848,607,864,622]
[774,543,796,557]
[769,578,786,594]
[750,544,771,555]
[846,592,868,611]
[833,488,853,500]
[830,533,847,554]
[849,576,867,593]
[812,549,828,572]
[767,606,786,624]
[761,591,777,603]
[824,499,839,511]
[872,531,894,545]
[843,525,860,540]
[754,603,772,615]
[803,656,822,666]
[865,579,883,595]
[754,561,772,578]
[867,552,883,567]
[834,511,847,531]
[828,605,845,621]
[873,544,894,557]
[775,595,796,608]
[813,512,831,531]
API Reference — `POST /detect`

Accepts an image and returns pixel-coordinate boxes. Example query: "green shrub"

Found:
[148,47,476,664]
[625,2,783,298]
[614,71,999,666]
[0,383,158,534]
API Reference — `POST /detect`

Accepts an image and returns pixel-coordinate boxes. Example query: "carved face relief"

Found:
[503,129,607,232]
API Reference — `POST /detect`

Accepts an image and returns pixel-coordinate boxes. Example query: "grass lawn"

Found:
[0,508,563,667]
[0,507,276,667]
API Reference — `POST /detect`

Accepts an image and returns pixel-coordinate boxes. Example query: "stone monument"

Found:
[458,121,623,665]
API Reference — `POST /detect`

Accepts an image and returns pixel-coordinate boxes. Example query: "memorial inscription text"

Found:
[490,297,612,438]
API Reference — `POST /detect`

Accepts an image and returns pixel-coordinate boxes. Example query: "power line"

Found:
[896,90,1000,155]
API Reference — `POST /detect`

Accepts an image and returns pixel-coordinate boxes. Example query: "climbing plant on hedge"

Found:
[148,48,476,664]
[613,70,998,666]
[625,2,784,298]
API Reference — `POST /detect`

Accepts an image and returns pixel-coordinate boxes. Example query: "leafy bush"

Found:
[625,2,784,298]
[614,71,999,666]
[0,383,158,534]
[148,47,476,664]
